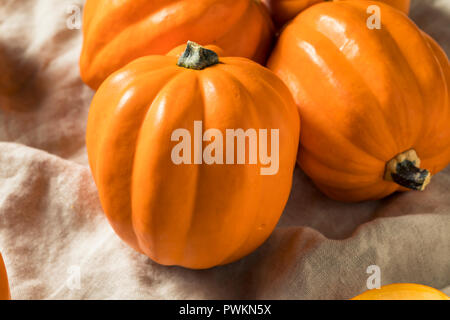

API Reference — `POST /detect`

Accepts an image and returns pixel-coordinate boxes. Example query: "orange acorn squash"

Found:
[352,283,449,300]
[263,0,410,26]
[0,253,10,300]
[86,42,300,269]
[268,1,450,202]
[80,0,274,90]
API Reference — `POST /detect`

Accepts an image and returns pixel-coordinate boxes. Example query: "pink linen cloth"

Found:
[0,0,449,299]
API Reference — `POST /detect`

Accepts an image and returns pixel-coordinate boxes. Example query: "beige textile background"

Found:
[0,0,449,299]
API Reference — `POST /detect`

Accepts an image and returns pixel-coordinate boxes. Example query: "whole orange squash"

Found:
[0,253,10,300]
[263,0,410,26]
[352,283,449,300]
[268,1,450,202]
[80,0,274,90]
[86,42,300,269]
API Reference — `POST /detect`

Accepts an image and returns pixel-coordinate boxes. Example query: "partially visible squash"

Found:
[86,42,300,269]
[264,0,410,26]
[268,1,450,202]
[80,0,274,90]
[352,283,449,300]
[0,253,10,300]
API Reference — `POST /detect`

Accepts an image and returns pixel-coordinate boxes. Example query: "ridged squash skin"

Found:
[86,44,300,269]
[0,253,10,300]
[263,0,410,26]
[268,1,450,202]
[352,284,449,300]
[80,0,274,89]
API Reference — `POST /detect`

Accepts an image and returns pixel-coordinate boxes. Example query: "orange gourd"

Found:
[352,283,449,300]
[268,1,450,202]
[0,253,10,300]
[80,0,274,90]
[264,0,410,26]
[86,42,300,269]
